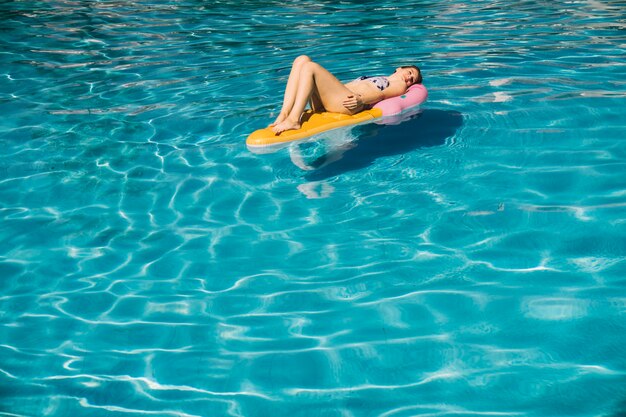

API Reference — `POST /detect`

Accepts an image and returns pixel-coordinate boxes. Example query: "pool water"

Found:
[1,0,625,416]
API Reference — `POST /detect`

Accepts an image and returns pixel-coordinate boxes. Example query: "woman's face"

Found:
[395,67,419,87]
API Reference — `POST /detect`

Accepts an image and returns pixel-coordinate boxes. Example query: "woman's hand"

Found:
[343,94,363,110]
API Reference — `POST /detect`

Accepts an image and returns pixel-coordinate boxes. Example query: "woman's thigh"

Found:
[306,62,356,114]
[310,90,325,112]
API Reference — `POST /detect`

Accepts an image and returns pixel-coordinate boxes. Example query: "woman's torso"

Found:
[342,74,405,111]
[343,75,391,106]
[351,75,390,91]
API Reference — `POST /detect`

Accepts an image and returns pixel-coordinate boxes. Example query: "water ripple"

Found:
[2,0,626,416]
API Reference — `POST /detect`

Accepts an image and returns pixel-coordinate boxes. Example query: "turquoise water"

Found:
[1,0,626,416]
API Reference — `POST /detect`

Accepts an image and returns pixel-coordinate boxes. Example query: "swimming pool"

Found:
[1,0,625,415]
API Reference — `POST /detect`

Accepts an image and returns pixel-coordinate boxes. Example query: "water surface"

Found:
[1,0,625,416]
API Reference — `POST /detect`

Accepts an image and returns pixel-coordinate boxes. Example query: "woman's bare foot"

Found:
[269,112,288,127]
[272,118,301,134]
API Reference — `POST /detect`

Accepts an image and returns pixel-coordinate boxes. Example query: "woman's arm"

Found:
[345,81,384,104]
[358,90,384,105]
[345,81,407,105]
[380,83,407,101]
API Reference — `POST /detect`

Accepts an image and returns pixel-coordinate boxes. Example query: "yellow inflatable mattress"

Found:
[246,108,383,148]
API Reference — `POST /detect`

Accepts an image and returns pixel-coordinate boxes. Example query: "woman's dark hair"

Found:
[401,65,422,85]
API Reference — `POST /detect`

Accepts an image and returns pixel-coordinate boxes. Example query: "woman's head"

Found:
[395,65,422,87]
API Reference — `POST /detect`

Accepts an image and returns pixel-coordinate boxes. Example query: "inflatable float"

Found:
[246,83,428,149]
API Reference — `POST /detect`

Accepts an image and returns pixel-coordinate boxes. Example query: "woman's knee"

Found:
[302,61,321,74]
[294,55,311,66]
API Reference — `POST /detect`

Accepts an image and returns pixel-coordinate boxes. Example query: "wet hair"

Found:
[401,65,422,85]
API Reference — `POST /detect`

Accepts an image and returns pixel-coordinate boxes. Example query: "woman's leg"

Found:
[309,89,324,112]
[272,61,356,134]
[270,55,311,127]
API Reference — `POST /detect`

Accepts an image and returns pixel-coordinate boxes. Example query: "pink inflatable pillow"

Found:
[373,84,428,116]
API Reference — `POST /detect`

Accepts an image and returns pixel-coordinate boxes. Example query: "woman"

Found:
[270,55,422,134]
